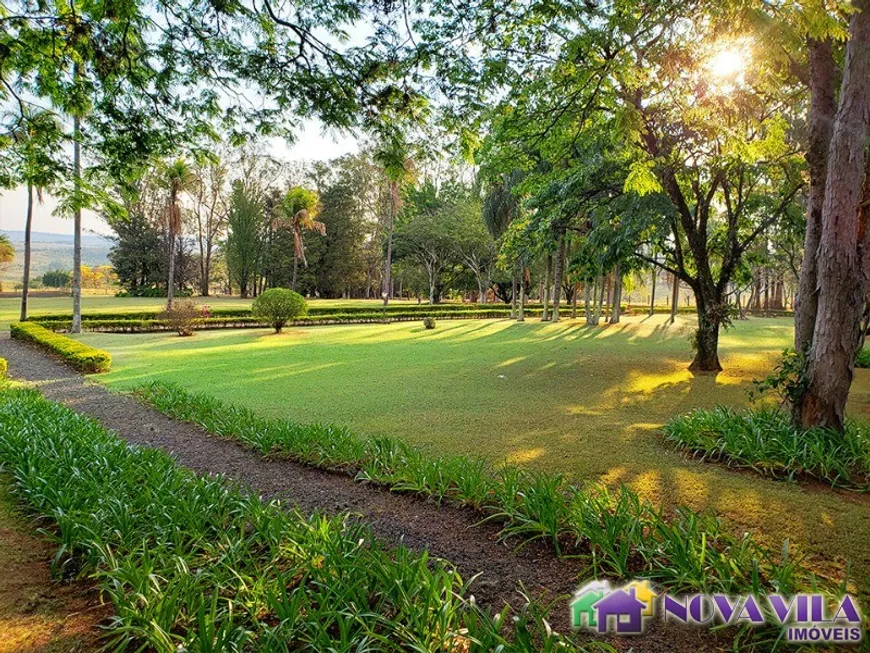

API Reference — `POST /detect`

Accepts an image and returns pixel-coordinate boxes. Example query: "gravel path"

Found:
[0,334,722,651]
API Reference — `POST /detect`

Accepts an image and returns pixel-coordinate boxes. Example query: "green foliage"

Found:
[252,288,307,333]
[0,388,595,652]
[158,298,201,337]
[665,407,870,490]
[224,182,266,297]
[137,381,820,596]
[856,347,870,369]
[0,357,6,379]
[41,270,71,288]
[10,322,111,373]
[422,316,436,329]
[750,348,808,408]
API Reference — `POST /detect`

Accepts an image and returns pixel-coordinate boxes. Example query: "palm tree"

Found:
[277,186,325,291]
[9,110,62,320]
[374,138,414,305]
[162,159,197,306]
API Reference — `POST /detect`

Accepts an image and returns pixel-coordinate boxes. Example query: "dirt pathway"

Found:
[0,335,724,651]
[0,477,110,652]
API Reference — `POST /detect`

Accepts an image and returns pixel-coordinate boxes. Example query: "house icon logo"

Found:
[570,580,657,635]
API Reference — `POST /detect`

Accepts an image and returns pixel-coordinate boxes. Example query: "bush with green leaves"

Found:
[856,347,870,369]
[0,388,600,652]
[252,288,308,333]
[137,381,821,596]
[0,357,6,379]
[665,406,870,490]
[10,322,111,373]
[423,316,436,329]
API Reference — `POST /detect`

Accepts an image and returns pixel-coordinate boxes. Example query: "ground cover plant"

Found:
[0,388,601,652]
[10,322,111,373]
[664,407,870,490]
[79,315,870,602]
[137,380,820,597]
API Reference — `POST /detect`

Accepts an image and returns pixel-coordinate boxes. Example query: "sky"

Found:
[0,120,359,237]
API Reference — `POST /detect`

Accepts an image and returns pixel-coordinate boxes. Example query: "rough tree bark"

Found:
[610,263,623,324]
[794,38,837,354]
[798,1,870,431]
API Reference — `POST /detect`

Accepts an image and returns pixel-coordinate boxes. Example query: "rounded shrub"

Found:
[253,288,308,333]
[422,317,436,329]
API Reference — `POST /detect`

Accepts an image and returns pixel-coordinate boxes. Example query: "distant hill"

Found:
[2,230,112,247]
[0,230,113,286]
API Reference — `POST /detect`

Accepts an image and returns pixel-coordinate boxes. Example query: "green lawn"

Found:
[78,314,870,596]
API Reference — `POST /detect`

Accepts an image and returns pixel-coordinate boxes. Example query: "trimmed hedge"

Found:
[10,322,111,373]
[24,302,549,323]
[33,309,550,334]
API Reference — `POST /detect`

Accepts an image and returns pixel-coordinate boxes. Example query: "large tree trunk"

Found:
[795,37,838,353]
[71,113,82,334]
[690,294,723,373]
[798,1,870,431]
[551,237,566,322]
[542,252,552,321]
[20,182,33,322]
[610,263,623,324]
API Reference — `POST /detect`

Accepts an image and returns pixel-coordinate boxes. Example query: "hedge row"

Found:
[34,309,551,333]
[10,322,111,373]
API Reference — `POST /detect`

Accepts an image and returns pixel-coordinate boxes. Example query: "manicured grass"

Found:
[139,381,812,596]
[78,315,870,600]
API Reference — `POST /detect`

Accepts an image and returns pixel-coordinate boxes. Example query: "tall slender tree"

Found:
[162,159,197,306]
[4,110,63,321]
[374,133,414,305]
[278,187,325,291]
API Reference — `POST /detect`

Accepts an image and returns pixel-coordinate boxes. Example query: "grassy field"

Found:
[77,313,870,596]
[0,294,428,330]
